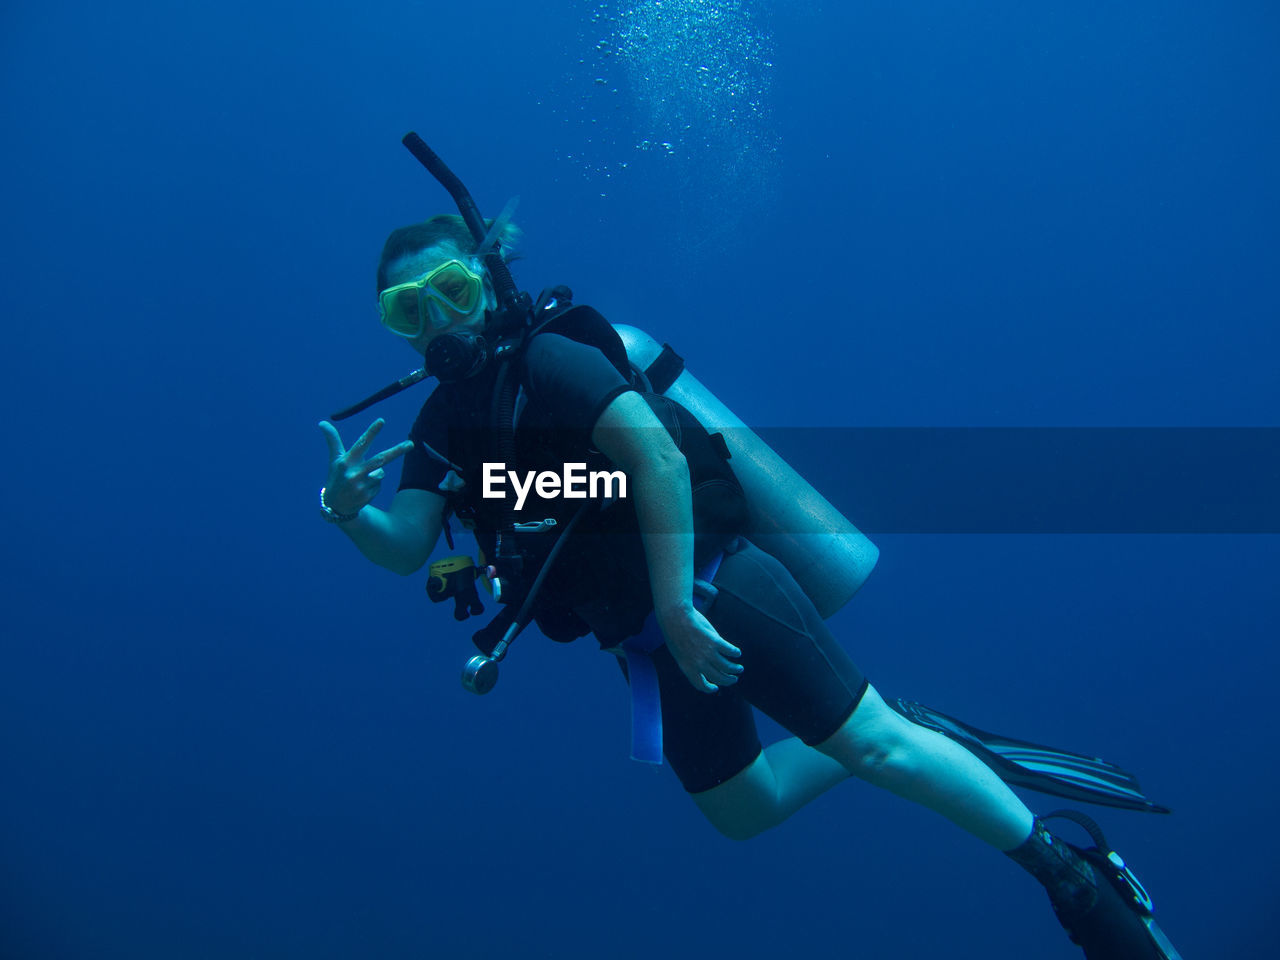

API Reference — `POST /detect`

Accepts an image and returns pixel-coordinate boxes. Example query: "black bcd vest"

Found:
[454,304,748,649]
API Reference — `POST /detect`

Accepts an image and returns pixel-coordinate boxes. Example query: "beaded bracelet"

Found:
[319,487,361,524]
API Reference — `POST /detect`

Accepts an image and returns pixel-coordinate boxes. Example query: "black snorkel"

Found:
[400,133,533,337]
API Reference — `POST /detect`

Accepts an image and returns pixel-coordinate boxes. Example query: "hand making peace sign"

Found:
[318,418,415,517]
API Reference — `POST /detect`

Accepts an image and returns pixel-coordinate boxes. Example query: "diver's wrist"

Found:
[320,486,362,523]
[655,598,696,624]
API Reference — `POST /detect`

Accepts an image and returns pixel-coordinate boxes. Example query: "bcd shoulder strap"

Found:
[643,343,685,394]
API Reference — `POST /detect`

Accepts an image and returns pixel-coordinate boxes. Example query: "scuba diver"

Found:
[317,134,1182,959]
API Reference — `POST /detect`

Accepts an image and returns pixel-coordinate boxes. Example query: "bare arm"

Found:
[335,487,444,575]
[591,392,742,691]
[591,392,694,618]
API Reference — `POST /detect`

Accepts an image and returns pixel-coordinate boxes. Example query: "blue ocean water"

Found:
[2,1,1277,957]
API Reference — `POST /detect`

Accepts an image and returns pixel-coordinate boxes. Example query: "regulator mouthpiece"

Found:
[425,331,489,381]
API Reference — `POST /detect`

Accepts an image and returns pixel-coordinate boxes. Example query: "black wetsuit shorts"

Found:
[648,537,869,794]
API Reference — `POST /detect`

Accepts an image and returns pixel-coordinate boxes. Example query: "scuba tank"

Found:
[614,325,878,618]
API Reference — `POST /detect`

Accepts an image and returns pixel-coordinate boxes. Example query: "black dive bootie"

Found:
[1006,813,1179,959]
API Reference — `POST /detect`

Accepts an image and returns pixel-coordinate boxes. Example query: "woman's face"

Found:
[382,242,488,356]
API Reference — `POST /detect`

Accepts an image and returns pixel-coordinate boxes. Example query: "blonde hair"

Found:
[375,214,522,294]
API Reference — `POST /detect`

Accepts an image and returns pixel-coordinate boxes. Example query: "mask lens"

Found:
[379,284,424,337]
[426,261,482,314]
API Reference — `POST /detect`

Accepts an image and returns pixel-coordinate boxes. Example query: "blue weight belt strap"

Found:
[620,551,724,764]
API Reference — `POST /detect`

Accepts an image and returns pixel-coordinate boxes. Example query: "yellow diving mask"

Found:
[378,258,487,338]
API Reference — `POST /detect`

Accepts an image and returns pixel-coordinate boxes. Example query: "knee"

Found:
[700,807,776,842]
[821,686,920,784]
[835,718,919,785]
[712,820,765,843]
[694,783,783,842]
[844,738,906,782]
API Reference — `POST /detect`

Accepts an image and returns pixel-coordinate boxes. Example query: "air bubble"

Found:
[557,0,778,234]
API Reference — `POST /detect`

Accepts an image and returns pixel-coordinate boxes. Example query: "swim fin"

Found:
[1042,809,1184,959]
[891,699,1171,814]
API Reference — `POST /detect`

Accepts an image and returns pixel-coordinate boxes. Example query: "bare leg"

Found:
[815,685,1034,850]
[691,685,1034,848]
[692,737,852,841]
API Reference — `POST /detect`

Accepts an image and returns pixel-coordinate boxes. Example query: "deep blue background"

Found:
[3,2,1277,957]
